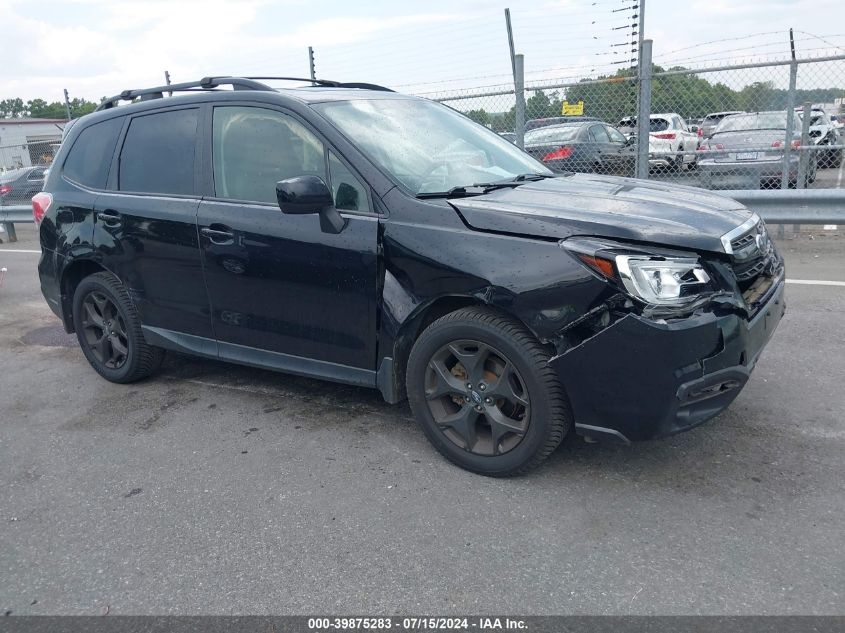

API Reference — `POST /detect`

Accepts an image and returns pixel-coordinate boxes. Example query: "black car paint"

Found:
[38,87,785,444]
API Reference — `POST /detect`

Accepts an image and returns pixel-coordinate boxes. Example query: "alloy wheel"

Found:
[80,291,129,369]
[424,339,530,456]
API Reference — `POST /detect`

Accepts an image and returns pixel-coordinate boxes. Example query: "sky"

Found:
[3,0,845,104]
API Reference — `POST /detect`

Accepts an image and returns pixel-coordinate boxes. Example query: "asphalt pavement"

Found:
[0,223,843,615]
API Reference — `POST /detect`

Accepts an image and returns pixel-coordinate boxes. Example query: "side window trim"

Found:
[106,115,132,191]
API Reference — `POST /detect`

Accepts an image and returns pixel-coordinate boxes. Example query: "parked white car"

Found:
[616,115,699,170]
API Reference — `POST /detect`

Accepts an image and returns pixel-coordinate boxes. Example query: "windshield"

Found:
[715,112,790,133]
[315,98,551,195]
[524,125,582,145]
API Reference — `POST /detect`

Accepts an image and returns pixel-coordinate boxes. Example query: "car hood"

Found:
[449,173,754,253]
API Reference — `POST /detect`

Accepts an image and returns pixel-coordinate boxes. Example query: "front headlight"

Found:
[562,238,714,307]
[615,255,711,305]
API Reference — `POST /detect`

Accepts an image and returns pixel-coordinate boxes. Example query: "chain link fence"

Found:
[1,140,58,174]
[415,53,845,191]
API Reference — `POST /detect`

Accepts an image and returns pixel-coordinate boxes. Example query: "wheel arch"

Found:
[59,258,112,333]
[382,294,543,404]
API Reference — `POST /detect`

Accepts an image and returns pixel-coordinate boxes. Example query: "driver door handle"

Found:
[97,210,121,226]
[201,226,235,245]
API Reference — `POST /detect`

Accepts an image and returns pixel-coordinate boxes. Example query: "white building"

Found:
[0,118,67,171]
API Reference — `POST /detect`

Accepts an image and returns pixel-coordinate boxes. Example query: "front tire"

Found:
[406,307,571,476]
[72,272,164,383]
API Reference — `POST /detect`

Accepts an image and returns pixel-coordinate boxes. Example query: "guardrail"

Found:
[0,204,31,242]
[0,191,841,245]
[0,204,32,224]
[719,190,845,225]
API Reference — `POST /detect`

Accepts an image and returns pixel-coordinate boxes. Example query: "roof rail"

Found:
[96,76,274,111]
[246,77,394,92]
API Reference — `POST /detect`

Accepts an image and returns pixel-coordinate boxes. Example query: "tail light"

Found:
[32,192,53,226]
[542,146,573,161]
[0,185,11,196]
[697,128,703,137]
[772,140,801,149]
[699,143,724,151]
[652,132,677,140]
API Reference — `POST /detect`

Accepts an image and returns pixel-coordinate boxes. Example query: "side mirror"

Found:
[276,175,333,215]
[276,175,346,234]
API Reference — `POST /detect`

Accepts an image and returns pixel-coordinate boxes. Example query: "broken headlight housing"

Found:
[563,238,714,307]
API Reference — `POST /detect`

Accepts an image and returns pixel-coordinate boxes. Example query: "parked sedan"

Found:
[525,116,600,132]
[0,166,49,207]
[698,111,816,189]
[701,111,744,139]
[524,121,635,175]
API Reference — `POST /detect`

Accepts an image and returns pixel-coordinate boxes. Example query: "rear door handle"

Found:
[201,226,235,245]
[97,210,121,226]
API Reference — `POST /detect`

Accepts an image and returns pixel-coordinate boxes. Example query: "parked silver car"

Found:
[697,111,816,189]
[701,111,744,139]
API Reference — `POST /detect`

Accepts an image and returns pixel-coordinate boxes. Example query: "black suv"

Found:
[35,76,785,476]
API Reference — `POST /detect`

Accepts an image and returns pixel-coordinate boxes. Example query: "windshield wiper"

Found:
[416,173,557,199]
[416,186,479,199]
[511,172,557,181]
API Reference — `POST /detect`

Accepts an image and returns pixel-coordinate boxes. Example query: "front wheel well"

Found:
[59,260,108,332]
[389,296,542,403]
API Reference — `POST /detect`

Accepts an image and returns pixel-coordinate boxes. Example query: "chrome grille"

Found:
[730,233,756,252]
[734,258,767,282]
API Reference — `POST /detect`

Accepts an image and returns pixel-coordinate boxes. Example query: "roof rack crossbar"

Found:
[96,76,274,111]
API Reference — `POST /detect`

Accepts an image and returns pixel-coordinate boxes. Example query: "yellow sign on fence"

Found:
[561,101,585,116]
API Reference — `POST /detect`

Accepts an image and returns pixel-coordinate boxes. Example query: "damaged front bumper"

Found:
[549,276,786,443]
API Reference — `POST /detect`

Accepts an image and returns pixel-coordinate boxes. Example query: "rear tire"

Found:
[406,307,571,476]
[72,272,164,383]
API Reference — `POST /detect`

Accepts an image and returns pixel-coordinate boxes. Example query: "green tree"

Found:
[0,98,26,118]
[466,109,490,126]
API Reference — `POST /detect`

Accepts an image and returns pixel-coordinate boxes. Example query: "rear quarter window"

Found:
[119,109,198,195]
[62,117,124,189]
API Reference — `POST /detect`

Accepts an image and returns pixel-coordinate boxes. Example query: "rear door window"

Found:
[588,125,610,143]
[62,117,124,189]
[118,109,198,195]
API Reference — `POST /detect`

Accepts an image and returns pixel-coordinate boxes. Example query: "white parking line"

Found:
[786,279,845,287]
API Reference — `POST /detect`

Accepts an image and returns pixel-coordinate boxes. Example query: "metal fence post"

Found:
[797,101,812,189]
[514,54,525,149]
[795,101,812,236]
[781,51,798,189]
[635,39,653,179]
